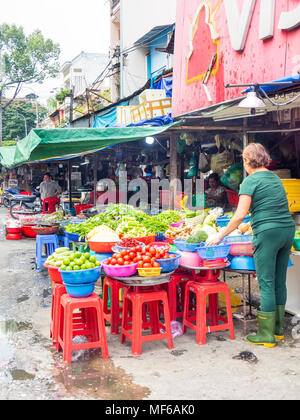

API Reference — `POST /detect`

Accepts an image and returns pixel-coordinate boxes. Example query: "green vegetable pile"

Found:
[186,230,208,244]
[295,230,300,238]
[46,248,100,271]
[64,205,185,239]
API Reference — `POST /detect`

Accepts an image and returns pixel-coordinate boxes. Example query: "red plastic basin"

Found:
[22,225,37,238]
[88,241,118,253]
[44,263,63,284]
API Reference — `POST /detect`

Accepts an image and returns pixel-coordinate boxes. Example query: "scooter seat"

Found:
[12,195,36,203]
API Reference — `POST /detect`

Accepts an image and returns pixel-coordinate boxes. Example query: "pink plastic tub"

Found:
[102,260,138,277]
[177,250,204,268]
[170,221,184,228]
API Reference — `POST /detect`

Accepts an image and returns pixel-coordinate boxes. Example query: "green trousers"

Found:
[253,226,295,312]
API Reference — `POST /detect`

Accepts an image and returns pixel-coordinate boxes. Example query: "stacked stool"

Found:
[36,234,59,272]
[183,279,235,345]
[57,292,109,364]
[102,277,128,335]
[121,287,174,355]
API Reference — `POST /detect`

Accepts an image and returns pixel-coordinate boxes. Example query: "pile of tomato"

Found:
[105,244,173,269]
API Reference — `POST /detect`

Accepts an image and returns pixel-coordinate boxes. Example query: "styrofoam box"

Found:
[139,89,166,104]
[116,106,136,125]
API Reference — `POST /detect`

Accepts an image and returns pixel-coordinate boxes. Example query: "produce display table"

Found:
[222,268,257,335]
[109,271,175,287]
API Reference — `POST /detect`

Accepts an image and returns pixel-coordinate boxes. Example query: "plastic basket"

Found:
[138,266,162,277]
[197,244,231,260]
[293,237,300,251]
[216,215,250,228]
[174,239,203,252]
[156,253,180,273]
[229,243,254,257]
[224,235,253,244]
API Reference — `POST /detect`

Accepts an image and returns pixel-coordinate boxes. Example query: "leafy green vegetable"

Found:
[186,230,208,244]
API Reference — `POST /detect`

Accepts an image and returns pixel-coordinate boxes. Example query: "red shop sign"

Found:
[172,0,300,117]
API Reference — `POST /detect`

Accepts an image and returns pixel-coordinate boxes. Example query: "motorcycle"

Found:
[2,188,34,208]
[9,189,42,219]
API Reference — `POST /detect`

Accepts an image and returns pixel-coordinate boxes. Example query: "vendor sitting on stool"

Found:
[40,172,61,211]
[205,173,227,209]
[207,143,295,348]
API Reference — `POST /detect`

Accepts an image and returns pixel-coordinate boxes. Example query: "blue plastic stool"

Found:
[57,235,70,248]
[35,234,59,272]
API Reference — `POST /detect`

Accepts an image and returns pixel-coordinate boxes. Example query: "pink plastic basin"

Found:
[170,221,184,228]
[177,250,204,267]
[102,260,138,277]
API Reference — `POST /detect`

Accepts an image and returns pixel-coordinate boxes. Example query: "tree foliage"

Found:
[3,99,47,141]
[0,24,60,144]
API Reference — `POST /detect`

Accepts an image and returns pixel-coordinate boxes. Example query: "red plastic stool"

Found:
[57,292,109,364]
[121,287,174,355]
[102,277,129,335]
[50,283,67,350]
[183,281,235,345]
[167,272,193,320]
[50,283,88,351]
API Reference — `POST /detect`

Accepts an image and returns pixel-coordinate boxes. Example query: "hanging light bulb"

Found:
[145,137,156,145]
[238,87,266,114]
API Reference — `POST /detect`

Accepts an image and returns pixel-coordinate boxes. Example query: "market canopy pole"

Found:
[93,153,98,207]
[243,118,248,179]
[169,135,178,210]
[68,160,73,209]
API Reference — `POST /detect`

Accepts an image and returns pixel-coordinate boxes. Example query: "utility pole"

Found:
[69,86,74,125]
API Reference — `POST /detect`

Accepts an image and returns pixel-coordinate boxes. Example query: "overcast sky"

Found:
[2,0,110,104]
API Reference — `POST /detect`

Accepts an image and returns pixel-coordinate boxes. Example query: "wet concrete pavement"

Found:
[0,208,300,400]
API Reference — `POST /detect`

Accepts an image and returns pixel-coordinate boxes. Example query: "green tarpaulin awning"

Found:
[0,124,178,168]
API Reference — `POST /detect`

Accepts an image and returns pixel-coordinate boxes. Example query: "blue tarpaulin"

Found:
[153,74,173,98]
[93,101,129,128]
[127,114,174,127]
[246,74,300,94]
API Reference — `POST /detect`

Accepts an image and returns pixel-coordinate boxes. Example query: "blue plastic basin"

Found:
[59,266,101,284]
[174,239,203,252]
[156,252,181,273]
[64,280,96,298]
[230,256,256,271]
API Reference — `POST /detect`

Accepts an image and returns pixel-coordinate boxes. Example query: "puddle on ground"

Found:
[53,355,150,400]
[10,369,35,381]
[0,320,32,334]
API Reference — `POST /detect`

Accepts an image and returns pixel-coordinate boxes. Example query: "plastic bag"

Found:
[198,152,210,173]
[221,162,243,192]
[210,150,234,175]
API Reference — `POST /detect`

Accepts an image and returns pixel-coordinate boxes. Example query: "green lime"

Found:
[69,254,76,261]
[84,252,90,259]
[74,251,82,259]
[81,264,87,270]
[63,258,70,266]
[69,261,76,268]
[95,261,100,266]
[74,258,82,266]
[73,265,80,271]
[66,266,72,271]
[89,256,97,264]
[60,265,67,271]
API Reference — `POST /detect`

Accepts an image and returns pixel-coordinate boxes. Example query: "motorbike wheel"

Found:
[3,198,10,208]
[10,202,37,220]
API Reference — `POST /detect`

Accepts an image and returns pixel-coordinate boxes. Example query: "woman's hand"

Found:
[206,233,224,246]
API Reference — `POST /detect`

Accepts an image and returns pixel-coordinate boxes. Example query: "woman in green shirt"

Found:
[208,143,295,348]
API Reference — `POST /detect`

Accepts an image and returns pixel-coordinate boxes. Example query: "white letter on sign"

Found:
[278,3,300,31]
[259,0,275,40]
[224,0,256,51]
